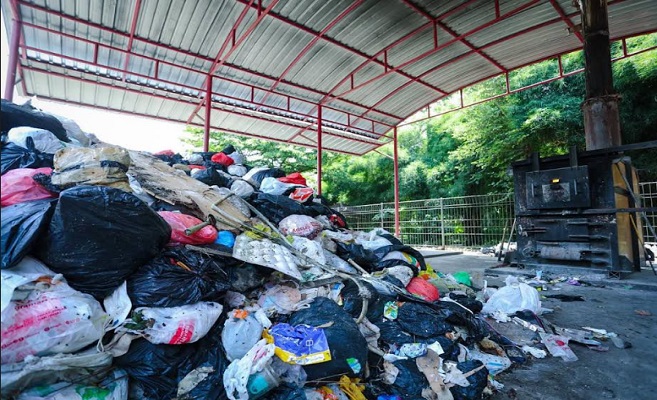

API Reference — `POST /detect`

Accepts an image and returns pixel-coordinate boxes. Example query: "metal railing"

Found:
[340,182,657,249]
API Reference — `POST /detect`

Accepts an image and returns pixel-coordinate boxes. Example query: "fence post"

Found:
[440,198,445,249]
[380,203,384,229]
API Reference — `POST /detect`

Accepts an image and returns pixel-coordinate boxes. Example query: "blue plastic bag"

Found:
[265,323,331,365]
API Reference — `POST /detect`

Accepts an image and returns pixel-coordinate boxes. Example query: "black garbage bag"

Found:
[149,199,198,216]
[248,193,309,224]
[341,280,395,322]
[267,384,307,400]
[1,199,56,269]
[397,302,454,338]
[225,263,268,292]
[193,167,233,187]
[288,297,368,381]
[372,244,426,271]
[1,138,54,175]
[449,360,488,400]
[36,186,171,298]
[154,152,185,166]
[390,359,430,399]
[248,167,286,188]
[335,242,378,271]
[115,323,229,400]
[128,247,232,308]
[449,293,483,314]
[1,99,69,141]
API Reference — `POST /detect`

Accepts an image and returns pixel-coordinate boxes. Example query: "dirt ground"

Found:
[420,250,657,400]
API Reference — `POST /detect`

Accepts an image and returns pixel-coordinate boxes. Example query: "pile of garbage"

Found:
[0,99,629,400]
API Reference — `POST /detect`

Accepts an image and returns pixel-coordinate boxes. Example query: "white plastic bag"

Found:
[279,215,323,238]
[16,369,128,400]
[7,127,65,154]
[223,339,275,400]
[126,302,223,345]
[1,276,107,364]
[260,177,299,195]
[1,350,113,395]
[291,237,326,266]
[1,257,55,319]
[228,164,248,177]
[103,281,132,331]
[230,180,255,198]
[222,310,265,361]
[481,276,541,315]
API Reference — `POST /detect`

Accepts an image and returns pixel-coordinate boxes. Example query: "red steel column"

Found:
[317,105,323,196]
[203,76,212,152]
[3,18,22,101]
[393,127,400,237]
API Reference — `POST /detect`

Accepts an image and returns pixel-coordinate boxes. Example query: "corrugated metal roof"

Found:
[2,0,656,155]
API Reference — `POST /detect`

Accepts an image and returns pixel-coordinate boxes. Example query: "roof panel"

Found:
[4,0,656,155]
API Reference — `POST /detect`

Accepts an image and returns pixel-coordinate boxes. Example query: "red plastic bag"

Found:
[211,152,234,166]
[406,277,440,302]
[157,211,218,245]
[153,150,175,156]
[289,187,314,203]
[1,167,55,207]
[278,172,307,186]
[188,165,206,170]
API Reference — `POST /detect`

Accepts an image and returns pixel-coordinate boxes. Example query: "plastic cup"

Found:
[246,366,280,399]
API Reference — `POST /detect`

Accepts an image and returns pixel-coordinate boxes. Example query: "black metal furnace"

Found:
[511,147,644,277]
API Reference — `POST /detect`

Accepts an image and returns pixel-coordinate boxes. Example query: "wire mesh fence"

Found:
[339,182,657,249]
[640,182,657,243]
[338,193,515,250]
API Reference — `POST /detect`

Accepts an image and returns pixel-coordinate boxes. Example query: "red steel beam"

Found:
[189,0,279,123]
[3,17,22,101]
[393,126,400,237]
[549,0,584,44]
[400,0,506,71]
[204,76,212,151]
[15,0,402,123]
[235,0,448,97]
[317,104,323,195]
[257,0,365,110]
[121,0,142,80]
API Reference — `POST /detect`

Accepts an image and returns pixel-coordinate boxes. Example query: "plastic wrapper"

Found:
[260,177,300,196]
[1,199,56,270]
[37,186,171,299]
[1,167,55,207]
[158,211,218,245]
[7,127,64,154]
[279,215,323,238]
[50,146,132,192]
[1,274,106,364]
[265,324,331,365]
[123,302,223,345]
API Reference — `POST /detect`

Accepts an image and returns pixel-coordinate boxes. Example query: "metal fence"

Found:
[338,193,515,249]
[640,182,657,243]
[339,182,657,249]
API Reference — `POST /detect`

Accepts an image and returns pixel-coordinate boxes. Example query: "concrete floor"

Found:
[419,250,657,400]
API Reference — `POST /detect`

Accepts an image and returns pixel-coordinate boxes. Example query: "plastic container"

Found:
[246,366,280,399]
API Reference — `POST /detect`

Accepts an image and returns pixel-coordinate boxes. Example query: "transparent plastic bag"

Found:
[481,276,541,314]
